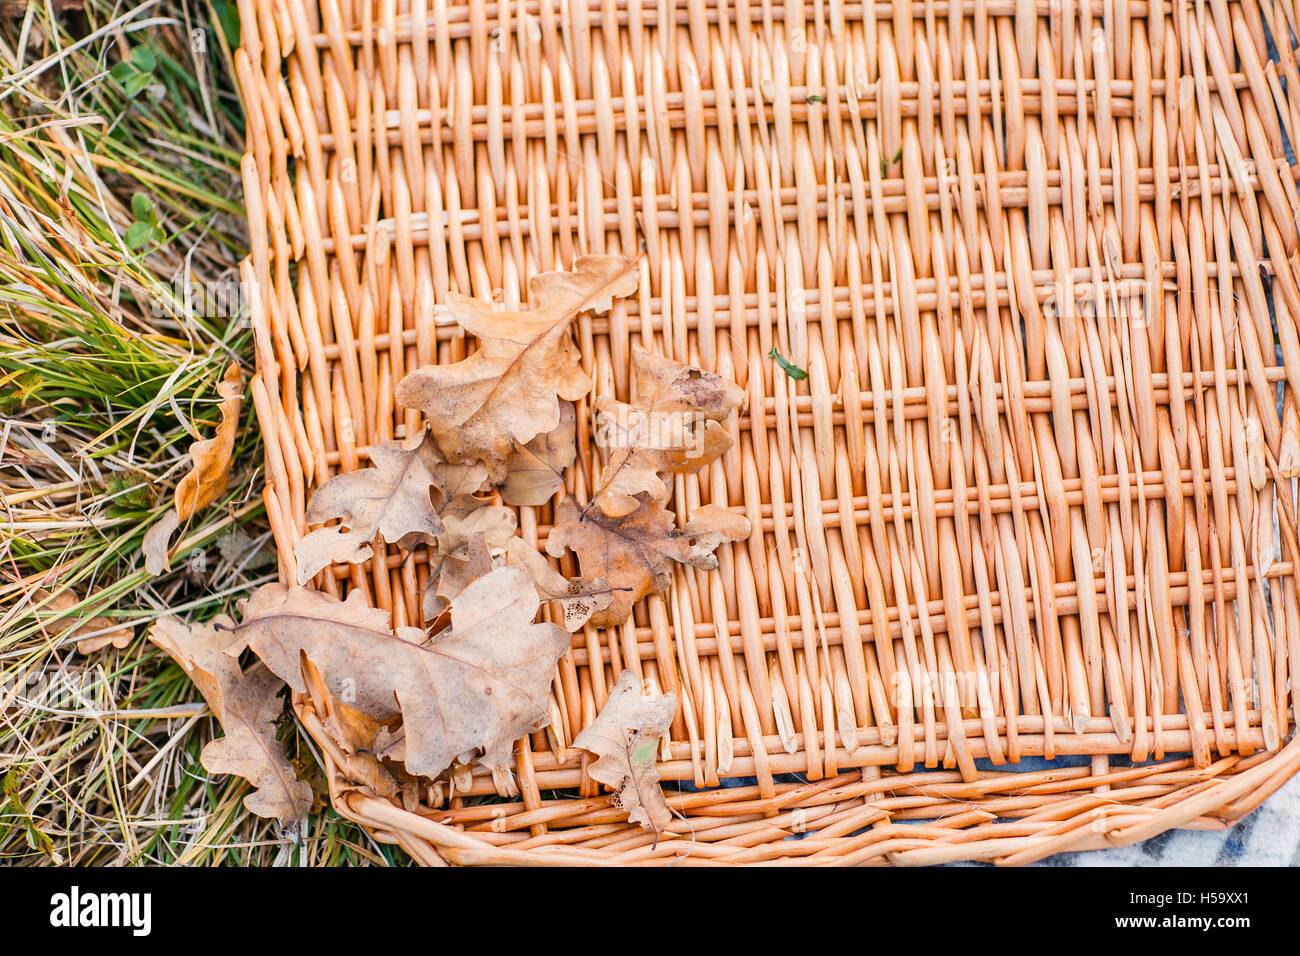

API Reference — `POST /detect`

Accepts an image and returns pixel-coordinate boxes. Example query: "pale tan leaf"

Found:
[438,533,496,602]
[545,498,750,629]
[175,362,243,521]
[142,509,180,575]
[436,501,517,556]
[35,588,133,654]
[506,536,613,632]
[232,568,569,781]
[593,348,744,517]
[629,347,747,415]
[395,256,637,479]
[573,669,676,833]
[295,428,487,584]
[149,616,312,823]
[594,414,736,517]
[423,532,495,622]
[501,401,577,506]
[420,502,516,622]
[74,630,133,655]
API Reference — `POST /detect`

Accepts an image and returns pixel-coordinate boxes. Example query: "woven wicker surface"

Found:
[237,0,1300,864]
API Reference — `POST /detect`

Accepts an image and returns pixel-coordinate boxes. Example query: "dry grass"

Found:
[0,0,395,865]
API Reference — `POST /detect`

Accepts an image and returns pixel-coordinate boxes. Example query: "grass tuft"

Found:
[0,0,387,865]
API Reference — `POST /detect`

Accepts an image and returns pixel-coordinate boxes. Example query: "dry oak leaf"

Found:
[594,348,745,517]
[300,655,404,801]
[423,532,495,622]
[175,361,243,522]
[546,498,751,629]
[501,400,577,506]
[506,536,613,632]
[573,669,676,833]
[394,255,638,480]
[35,588,133,654]
[141,510,180,576]
[231,568,569,781]
[436,499,517,556]
[141,363,243,574]
[422,498,517,622]
[295,428,488,584]
[149,616,312,823]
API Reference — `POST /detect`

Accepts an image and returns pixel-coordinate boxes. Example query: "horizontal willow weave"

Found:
[236,0,1300,864]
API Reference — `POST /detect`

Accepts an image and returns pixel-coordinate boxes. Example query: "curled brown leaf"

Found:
[175,361,243,522]
[506,536,613,632]
[149,616,312,823]
[573,669,676,833]
[593,348,744,516]
[394,255,637,480]
[501,401,577,506]
[295,428,488,584]
[546,498,750,629]
[232,568,569,784]
[423,532,495,622]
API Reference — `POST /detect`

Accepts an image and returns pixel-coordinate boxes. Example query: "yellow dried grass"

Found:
[236,0,1300,864]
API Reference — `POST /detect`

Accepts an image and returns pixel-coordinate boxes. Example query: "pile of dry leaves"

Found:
[149,255,750,838]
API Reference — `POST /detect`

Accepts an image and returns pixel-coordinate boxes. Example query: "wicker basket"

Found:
[236,0,1300,865]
